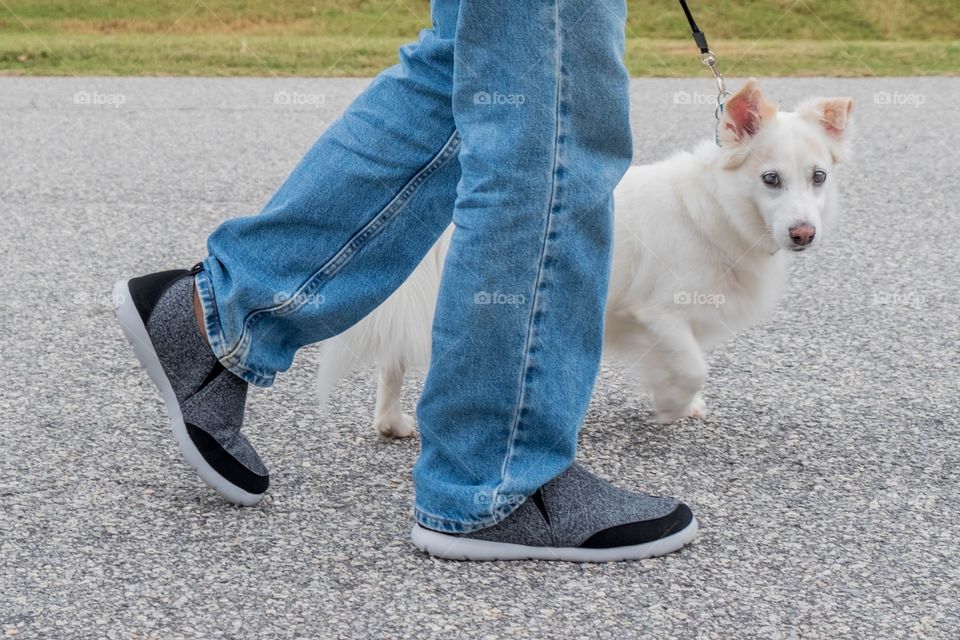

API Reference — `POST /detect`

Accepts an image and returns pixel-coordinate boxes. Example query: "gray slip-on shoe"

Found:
[412,464,697,561]
[113,266,269,506]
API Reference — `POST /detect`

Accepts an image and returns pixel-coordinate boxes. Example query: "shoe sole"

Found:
[411,517,698,562]
[112,279,264,506]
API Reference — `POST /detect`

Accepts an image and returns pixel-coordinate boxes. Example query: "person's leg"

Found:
[410,0,698,559]
[114,1,464,504]
[414,0,632,530]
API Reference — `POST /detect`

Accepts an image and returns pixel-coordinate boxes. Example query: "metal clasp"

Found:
[700,51,729,118]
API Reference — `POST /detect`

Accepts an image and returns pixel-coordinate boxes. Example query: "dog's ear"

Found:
[797,97,854,161]
[717,78,777,146]
[797,97,854,138]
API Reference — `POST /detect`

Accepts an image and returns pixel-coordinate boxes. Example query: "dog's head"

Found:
[715,79,854,253]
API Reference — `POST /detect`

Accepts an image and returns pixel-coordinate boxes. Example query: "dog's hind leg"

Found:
[373,358,416,439]
[316,337,359,415]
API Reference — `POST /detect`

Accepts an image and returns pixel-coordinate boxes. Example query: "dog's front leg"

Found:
[373,359,417,439]
[646,321,709,424]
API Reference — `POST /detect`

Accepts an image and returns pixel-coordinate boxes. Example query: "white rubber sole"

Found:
[411,517,698,562]
[112,279,264,506]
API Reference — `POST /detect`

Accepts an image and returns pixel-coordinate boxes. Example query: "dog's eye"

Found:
[761,172,781,188]
[812,169,828,186]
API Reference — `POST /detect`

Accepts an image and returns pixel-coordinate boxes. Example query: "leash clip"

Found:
[703,49,731,146]
[701,51,727,119]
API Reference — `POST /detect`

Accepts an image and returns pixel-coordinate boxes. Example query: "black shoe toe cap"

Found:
[579,502,694,549]
[185,423,269,495]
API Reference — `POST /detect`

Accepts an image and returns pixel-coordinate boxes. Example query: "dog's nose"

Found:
[789,223,816,246]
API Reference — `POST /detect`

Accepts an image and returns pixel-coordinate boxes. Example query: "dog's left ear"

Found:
[798,97,854,136]
[797,97,855,159]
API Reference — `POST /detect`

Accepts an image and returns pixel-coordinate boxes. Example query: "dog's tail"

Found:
[315,226,451,413]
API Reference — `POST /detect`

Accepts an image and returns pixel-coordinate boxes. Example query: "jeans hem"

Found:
[194,266,277,388]
[413,498,527,534]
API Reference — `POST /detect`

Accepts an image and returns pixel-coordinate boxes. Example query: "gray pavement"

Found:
[0,77,958,639]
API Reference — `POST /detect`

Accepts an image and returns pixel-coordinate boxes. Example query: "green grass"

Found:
[1,0,958,76]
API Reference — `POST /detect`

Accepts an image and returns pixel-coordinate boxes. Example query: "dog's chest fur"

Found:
[606,163,794,370]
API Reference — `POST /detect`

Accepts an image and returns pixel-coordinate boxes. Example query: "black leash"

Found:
[678,0,710,54]
[677,0,730,144]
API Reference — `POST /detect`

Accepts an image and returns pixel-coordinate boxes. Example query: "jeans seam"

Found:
[490,0,565,515]
[217,129,462,370]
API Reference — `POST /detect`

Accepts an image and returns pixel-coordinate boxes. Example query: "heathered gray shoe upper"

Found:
[464,464,679,548]
[147,276,268,478]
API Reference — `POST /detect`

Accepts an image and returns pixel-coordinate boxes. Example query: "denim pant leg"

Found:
[195,4,461,387]
[196,0,631,531]
[413,0,632,532]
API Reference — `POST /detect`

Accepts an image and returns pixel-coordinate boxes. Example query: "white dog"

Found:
[317,79,854,436]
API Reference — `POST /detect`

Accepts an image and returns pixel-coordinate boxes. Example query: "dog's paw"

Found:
[653,409,683,425]
[654,395,708,424]
[684,394,708,419]
[374,412,417,439]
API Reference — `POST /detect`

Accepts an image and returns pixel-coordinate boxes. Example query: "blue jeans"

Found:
[195,0,632,532]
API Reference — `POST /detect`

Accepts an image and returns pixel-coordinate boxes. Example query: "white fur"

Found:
[316,81,854,435]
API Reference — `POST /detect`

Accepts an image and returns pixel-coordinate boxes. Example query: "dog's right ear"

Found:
[717,78,777,147]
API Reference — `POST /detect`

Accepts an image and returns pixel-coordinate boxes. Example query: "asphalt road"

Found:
[1,77,958,639]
